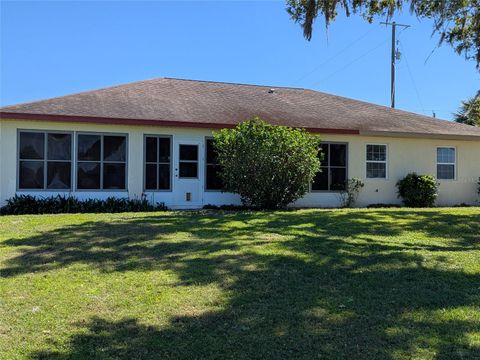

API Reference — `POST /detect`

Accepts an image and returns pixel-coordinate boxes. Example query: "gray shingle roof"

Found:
[1,77,479,139]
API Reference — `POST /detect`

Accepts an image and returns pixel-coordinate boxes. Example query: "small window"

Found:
[366,144,387,179]
[179,144,198,178]
[205,138,223,190]
[18,131,72,190]
[312,143,347,191]
[77,134,127,190]
[437,147,456,180]
[144,136,171,190]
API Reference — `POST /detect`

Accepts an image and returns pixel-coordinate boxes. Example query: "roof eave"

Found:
[360,130,480,141]
[0,112,360,135]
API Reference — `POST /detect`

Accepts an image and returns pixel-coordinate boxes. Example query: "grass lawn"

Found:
[1,208,479,359]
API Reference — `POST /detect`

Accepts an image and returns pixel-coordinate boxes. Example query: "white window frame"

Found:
[17,129,74,191]
[178,144,199,179]
[436,146,457,181]
[366,144,388,180]
[143,134,173,192]
[75,132,128,192]
[310,142,349,192]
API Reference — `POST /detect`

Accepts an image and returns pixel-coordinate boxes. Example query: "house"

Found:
[1,78,479,208]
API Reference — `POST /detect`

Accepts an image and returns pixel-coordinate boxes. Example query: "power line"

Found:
[398,40,425,114]
[290,28,374,86]
[311,38,388,85]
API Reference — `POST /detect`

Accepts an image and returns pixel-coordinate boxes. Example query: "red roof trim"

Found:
[0,112,360,135]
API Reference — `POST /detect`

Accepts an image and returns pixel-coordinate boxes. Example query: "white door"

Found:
[173,139,203,207]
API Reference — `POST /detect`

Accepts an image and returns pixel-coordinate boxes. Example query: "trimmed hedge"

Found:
[0,195,168,215]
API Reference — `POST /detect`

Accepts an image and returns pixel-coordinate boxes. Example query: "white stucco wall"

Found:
[1,118,479,208]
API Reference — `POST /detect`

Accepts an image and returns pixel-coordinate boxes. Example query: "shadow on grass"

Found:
[2,209,479,359]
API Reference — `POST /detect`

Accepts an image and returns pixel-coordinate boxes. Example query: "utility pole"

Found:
[380,21,410,108]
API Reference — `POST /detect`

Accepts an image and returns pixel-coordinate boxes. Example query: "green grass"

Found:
[1,208,479,359]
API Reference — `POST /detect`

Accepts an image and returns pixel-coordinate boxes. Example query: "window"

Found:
[144,136,171,190]
[179,144,198,178]
[312,143,347,191]
[205,138,223,190]
[366,144,387,179]
[18,131,72,190]
[437,147,456,180]
[77,134,127,190]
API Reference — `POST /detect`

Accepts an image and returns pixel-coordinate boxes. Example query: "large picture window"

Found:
[437,147,456,180]
[205,138,223,190]
[312,143,347,191]
[18,131,72,190]
[77,133,127,190]
[366,144,388,179]
[144,136,171,190]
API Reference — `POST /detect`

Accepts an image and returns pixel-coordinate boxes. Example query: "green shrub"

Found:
[213,118,321,209]
[396,173,439,207]
[338,178,365,207]
[0,195,168,215]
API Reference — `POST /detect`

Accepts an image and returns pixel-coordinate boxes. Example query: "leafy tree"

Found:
[286,0,480,69]
[213,118,321,209]
[454,91,480,126]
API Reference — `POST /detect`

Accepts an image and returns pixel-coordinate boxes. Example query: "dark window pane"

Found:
[179,162,197,178]
[437,164,455,180]
[78,135,101,161]
[312,167,328,191]
[318,144,328,165]
[206,164,223,190]
[103,163,126,189]
[366,162,386,178]
[77,162,100,189]
[48,133,71,160]
[145,137,157,163]
[158,138,171,163]
[20,132,44,159]
[330,144,347,166]
[206,139,218,164]
[158,164,171,190]
[437,148,455,163]
[19,161,44,189]
[367,145,387,161]
[47,162,71,189]
[104,136,126,161]
[179,145,198,161]
[331,168,347,191]
[145,164,157,190]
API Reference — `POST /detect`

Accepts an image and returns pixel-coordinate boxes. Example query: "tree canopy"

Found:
[454,91,480,126]
[286,0,480,69]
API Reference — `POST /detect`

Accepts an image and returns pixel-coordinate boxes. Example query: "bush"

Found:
[338,178,365,207]
[396,173,439,207]
[213,118,321,209]
[0,195,168,215]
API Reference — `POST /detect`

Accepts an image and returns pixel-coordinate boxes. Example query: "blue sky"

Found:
[1,1,478,120]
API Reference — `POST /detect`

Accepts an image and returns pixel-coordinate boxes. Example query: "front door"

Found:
[173,139,203,207]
